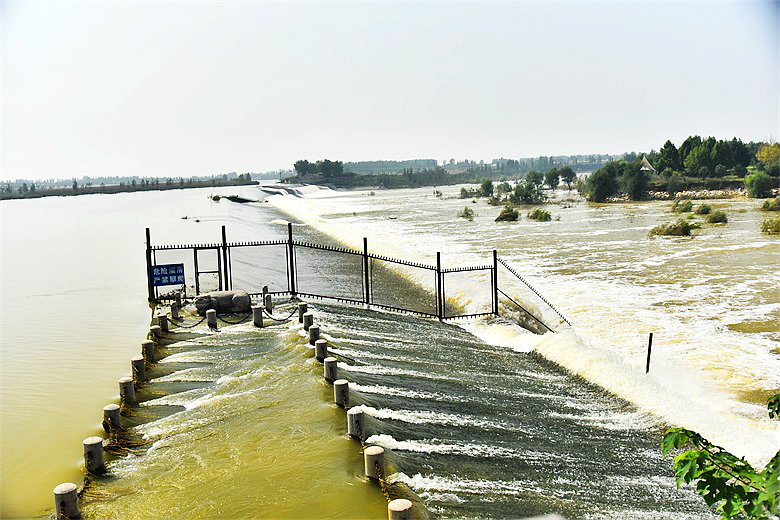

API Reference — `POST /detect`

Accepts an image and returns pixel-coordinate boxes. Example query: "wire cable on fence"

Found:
[496,257,571,326]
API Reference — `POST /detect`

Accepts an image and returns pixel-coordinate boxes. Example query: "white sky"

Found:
[1,0,778,181]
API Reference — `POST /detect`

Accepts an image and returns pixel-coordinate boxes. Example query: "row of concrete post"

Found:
[53,298,413,519]
[52,309,174,518]
[298,302,413,520]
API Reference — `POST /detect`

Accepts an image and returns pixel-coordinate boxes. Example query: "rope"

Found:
[217,313,252,325]
[263,307,299,323]
[167,315,207,329]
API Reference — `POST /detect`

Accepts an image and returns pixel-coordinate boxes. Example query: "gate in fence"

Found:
[145,224,569,333]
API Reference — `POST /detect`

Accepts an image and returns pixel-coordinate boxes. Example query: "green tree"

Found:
[656,140,681,172]
[679,135,703,165]
[583,162,620,202]
[757,143,780,172]
[559,166,576,190]
[667,172,686,198]
[294,160,314,175]
[480,179,494,197]
[544,168,560,190]
[711,141,734,170]
[745,171,773,198]
[685,145,713,176]
[730,138,752,169]
[619,162,649,201]
[511,172,547,204]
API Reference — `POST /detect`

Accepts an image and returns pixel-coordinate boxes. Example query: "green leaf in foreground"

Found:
[662,393,780,518]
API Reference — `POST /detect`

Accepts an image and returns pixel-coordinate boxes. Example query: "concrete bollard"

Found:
[264,293,273,314]
[157,313,169,333]
[83,436,105,473]
[53,482,79,519]
[324,357,338,383]
[302,312,313,331]
[142,340,155,363]
[334,379,349,408]
[298,302,308,323]
[308,324,320,346]
[347,408,365,440]
[364,445,385,480]
[131,356,145,383]
[102,404,121,432]
[171,302,180,320]
[149,325,162,342]
[314,339,328,362]
[252,304,264,327]
[388,499,413,520]
[206,309,217,329]
[118,376,135,405]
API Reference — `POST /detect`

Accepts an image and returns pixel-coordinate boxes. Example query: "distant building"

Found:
[640,155,657,174]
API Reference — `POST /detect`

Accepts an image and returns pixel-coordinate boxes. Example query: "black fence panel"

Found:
[441,267,494,319]
[230,243,290,295]
[145,225,568,335]
[294,243,365,303]
[368,257,437,317]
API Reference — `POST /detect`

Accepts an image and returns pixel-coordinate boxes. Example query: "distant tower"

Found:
[640,155,657,175]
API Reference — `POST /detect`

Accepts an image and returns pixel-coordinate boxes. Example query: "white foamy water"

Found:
[266,184,780,467]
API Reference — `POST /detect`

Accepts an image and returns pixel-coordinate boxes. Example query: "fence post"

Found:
[436,252,443,320]
[145,228,155,302]
[221,225,230,291]
[646,332,653,373]
[492,250,499,316]
[288,223,297,296]
[363,237,370,305]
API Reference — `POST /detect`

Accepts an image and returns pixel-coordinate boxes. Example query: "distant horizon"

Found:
[2,1,777,182]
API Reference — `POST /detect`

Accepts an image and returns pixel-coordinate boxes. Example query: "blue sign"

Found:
[152,263,185,286]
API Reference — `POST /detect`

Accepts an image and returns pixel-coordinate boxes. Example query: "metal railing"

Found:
[145,224,569,333]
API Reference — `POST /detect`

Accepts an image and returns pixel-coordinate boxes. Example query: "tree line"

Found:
[580,137,779,202]
[1,173,256,200]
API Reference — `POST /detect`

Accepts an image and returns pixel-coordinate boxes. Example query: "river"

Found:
[0,184,777,518]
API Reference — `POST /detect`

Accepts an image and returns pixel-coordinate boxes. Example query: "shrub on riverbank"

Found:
[649,219,700,237]
[527,209,551,222]
[672,199,693,213]
[705,210,728,224]
[760,196,780,211]
[761,217,780,235]
[745,171,773,198]
[694,203,711,215]
[495,207,519,222]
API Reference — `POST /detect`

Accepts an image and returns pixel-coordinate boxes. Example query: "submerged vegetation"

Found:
[760,196,780,211]
[673,199,694,213]
[761,217,780,235]
[649,219,700,237]
[458,206,475,221]
[527,209,552,222]
[705,210,728,224]
[495,206,519,222]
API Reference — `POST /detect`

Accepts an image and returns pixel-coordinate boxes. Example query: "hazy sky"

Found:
[1,1,778,181]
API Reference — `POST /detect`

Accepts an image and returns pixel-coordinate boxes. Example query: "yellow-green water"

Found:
[1,187,387,518]
[2,184,778,519]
